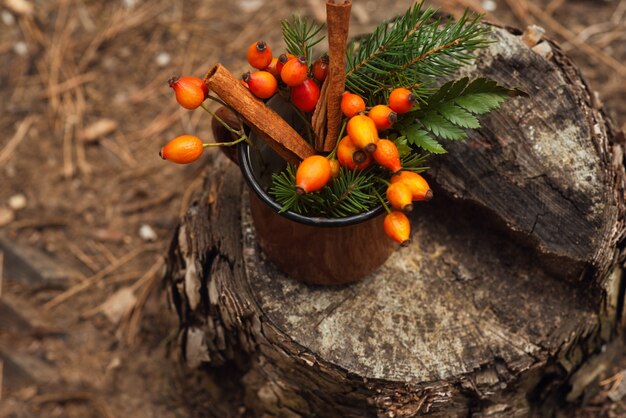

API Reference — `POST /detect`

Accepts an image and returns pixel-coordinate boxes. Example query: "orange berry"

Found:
[243,71,277,99]
[347,114,379,153]
[159,135,204,164]
[368,105,397,131]
[386,182,413,212]
[340,92,366,118]
[312,55,329,82]
[247,41,272,70]
[372,139,402,173]
[281,56,308,87]
[329,159,340,179]
[295,155,332,194]
[290,78,320,112]
[391,171,433,201]
[169,76,206,110]
[384,211,411,246]
[266,57,281,78]
[337,136,372,171]
[388,88,416,114]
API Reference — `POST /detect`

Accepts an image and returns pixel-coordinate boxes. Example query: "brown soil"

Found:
[0,0,624,417]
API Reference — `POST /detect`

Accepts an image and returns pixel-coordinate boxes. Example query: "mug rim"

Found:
[238,141,385,227]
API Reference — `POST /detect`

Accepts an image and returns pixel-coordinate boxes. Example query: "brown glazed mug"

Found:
[236,96,395,285]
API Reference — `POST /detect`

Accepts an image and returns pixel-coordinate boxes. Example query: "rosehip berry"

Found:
[290,78,320,112]
[347,114,379,153]
[368,105,397,131]
[391,171,433,201]
[386,182,413,212]
[340,92,366,118]
[388,87,416,114]
[247,41,272,70]
[329,159,340,179]
[337,136,372,171]
[372,139,402,173]
[169,76,206,110]
[266,57,281,78]
[159,135,204,164]
[384,211,411,246]
[295,155,332,194]
[312,55,329,82]
[281,56,308,87]
[243,71,278,99]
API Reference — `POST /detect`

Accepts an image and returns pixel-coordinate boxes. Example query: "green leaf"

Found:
[438,102,480,128]
[421,112,467,140]
[404,125,447,154]
[393,136,412,157]
[455,93,507,114]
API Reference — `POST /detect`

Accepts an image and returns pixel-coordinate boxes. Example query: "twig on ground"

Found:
[43,244,160,311]
[545,0,566,17]
[503,0,529,26]
[119,190,179,215]
[126,257,165,344]
[33,391,116,418]
[0,115,36,166]
[526,2,626,77]
[66,242,100,273]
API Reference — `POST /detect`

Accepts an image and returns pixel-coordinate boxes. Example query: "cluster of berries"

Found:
[243,41,326,112]
[294,88,431,246]
[161,45,431,246]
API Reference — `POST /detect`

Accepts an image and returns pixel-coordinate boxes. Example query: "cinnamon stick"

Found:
[323,0,351,152]
[312,78,329,150]
[204,64,315,164]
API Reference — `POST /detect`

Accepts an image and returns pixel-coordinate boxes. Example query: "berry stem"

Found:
[203,135,247,148]
[200,103,243,136]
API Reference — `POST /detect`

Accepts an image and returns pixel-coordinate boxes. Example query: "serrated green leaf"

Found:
[455,93,507,114]
[421,112,467,140]
[438,102,480,128]
[404,125,447,154]
[393,136,412,157]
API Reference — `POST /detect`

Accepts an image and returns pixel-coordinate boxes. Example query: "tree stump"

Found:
[165,25,626,417]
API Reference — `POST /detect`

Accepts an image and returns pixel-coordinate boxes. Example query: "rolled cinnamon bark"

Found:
[323,0,352,152]
[204,64,315,164]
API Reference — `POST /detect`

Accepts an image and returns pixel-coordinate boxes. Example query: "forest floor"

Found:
[0,0,624,417]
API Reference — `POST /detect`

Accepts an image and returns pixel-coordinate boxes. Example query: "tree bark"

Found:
[165,25,626,417]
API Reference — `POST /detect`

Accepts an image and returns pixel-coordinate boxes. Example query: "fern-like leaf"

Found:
[402,125,447,154]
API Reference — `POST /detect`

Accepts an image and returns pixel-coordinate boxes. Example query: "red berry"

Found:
[388,88,416,114]
[295,155,331,194]
[384,211,411,246]
[387,182,413,212]
[160,135,204,164]
[266,57,281,78]
[290,78,320,112]
[391,171,433,201]
[243,71,277,99]
[169,76,206,110]
[373,139,402,173]
[346,114,379,153]
[368,105,397,131]
[337,136,372,171]
[312,56,329,82]
[281,56,308,87]
[247,41,272,70]
[340,92,366,118]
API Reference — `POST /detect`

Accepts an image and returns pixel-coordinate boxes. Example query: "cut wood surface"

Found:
[166,25,625,417]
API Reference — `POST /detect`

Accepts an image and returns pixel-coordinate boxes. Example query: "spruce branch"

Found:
[345,1,490,103]
[281,17,325,65]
